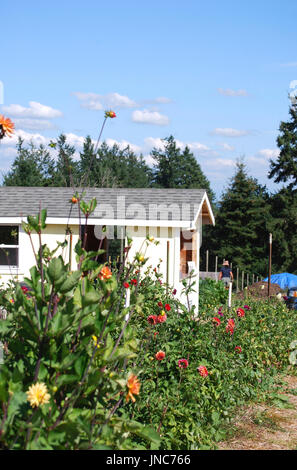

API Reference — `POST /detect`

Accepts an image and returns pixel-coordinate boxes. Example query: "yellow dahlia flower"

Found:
[26,382,50,408]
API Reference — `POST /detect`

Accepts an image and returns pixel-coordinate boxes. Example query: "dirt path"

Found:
[218,375,297,450]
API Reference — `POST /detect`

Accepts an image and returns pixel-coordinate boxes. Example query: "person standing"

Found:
[219,260,233,287]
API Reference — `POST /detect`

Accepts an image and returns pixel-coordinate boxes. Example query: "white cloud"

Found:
[144,137,166,150]
[80,100,103,111]
[204,158,236,168]
[211,128,249,137]
[218,88,248,97]
[219,143,235,151]
[187,142,211,152]
[153,97,172,104]
[132,109,169,126]
[73,91,138,110]
[13,118,55,130]
[143,137,217,157]
[2,101,62,119]
[104,138,141,153]
[2,129,49,147]
[257,148,280,159]
[105,92,137,108]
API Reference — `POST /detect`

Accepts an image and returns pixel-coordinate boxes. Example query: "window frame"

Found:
[0,225,19,269]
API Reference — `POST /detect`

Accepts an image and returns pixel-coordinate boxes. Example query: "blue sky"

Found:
[1,0,297,198]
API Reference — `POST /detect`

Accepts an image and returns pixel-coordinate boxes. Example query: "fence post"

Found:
[242,271,244,290]
[228,281,232,308]
[247,273,249,287]
[124,288,131,321]
[236,267,239,293]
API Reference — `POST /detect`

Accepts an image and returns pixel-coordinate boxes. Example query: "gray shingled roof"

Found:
[0,187,210,222]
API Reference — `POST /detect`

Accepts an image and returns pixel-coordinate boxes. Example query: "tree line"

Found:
[2,101,297,277]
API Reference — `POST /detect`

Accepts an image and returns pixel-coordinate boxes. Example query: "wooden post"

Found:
[120,226,124,263]
[236,267,239,293]
[242,271,244,291]
[247,273,249,287]
[206,250,209,273]
[268,233,272,298]
[252,274,254,285]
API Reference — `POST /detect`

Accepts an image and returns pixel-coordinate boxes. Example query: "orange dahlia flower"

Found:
[99,266,112,280]
[126,374,141,403]
[0,115,15,139]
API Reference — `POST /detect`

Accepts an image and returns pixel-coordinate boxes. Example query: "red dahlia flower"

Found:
[156,314,167,323]
[178,359,189,369]
[164,304,171,311]
[236,308,245,318]
[235,346,242,353]
[155,350,165,361]
[123,282,130,288]
[130,279,137,286]
[212,317,221,326]
[157,301,163,307]
[147,315,158,325]
[197,365,208,377]
[226,318,235,334]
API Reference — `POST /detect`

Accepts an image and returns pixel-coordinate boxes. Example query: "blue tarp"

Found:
[262,272,297,290]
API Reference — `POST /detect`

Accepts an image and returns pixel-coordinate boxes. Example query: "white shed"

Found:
[0,187,215,313]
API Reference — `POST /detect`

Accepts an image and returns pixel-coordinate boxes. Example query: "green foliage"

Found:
[124,275,297,449]
[0,206,296,450]
[0,210,160,450]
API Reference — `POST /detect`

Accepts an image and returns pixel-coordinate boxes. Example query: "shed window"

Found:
[0,226,19,267]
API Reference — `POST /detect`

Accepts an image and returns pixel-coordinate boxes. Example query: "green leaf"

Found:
[59,271,81,293]
[83,290,101,306]
[74,356,87,380]
[48,257,65,282]
[134,425,161,446]
[39,208,47,229]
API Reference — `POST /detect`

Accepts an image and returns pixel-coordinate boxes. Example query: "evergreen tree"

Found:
[267,188,297,274]
[51,134,79,187]
[79,140,152,188]
[269,104,297,189]
[3,138,56,186]
[203,160,271,276]
[151,135,215,201]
